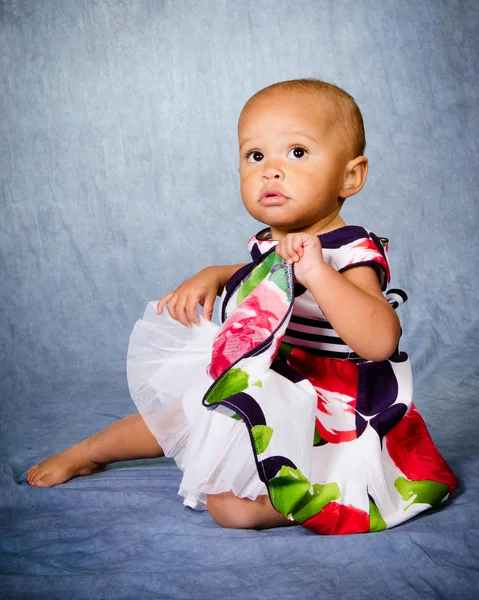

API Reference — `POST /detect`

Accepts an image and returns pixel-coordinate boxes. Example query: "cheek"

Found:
[297,164,337,193]
[239,173,255,201]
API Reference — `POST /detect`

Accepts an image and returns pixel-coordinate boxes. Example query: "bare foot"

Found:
[27,440,105,487]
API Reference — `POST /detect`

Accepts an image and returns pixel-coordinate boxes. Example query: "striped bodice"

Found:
[246,226,406,361]
[283,298,358,359]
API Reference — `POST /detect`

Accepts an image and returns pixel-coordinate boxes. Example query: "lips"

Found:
[259,188,289,206]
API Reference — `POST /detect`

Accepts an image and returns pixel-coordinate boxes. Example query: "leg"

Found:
[207,491,296,530]
[27,413,163,488]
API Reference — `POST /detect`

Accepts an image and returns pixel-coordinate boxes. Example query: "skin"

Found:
[238,90,357,239]
[156,264,244,328]
[27,88,400,531]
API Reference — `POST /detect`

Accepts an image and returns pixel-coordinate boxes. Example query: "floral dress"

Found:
[127,226,456,535]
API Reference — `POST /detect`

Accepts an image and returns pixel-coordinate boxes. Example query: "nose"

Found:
[261,161,284,180]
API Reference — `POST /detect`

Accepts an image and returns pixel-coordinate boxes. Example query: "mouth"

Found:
[259,189,289,206]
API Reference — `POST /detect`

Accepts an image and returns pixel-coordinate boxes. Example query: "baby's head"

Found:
[238,79,369,238]
[241,79,366,158]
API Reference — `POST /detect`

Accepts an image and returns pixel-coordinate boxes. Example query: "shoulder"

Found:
[320,226,386,250]
[321,226,391,290]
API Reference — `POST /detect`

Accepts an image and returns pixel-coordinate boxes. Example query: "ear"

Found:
[338,156,368,199]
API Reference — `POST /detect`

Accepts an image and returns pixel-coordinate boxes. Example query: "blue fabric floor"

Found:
[1,369,478,599]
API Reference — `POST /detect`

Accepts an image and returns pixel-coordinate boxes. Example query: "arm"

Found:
[157,264,246,327]
[275,233,400,362]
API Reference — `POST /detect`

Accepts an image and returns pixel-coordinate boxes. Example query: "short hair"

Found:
[242,78,366,157]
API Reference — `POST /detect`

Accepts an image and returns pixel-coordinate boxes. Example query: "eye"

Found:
[246,150,264,163]
[287,146,308,159]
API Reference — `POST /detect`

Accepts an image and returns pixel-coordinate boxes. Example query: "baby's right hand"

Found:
[156,267,222,328]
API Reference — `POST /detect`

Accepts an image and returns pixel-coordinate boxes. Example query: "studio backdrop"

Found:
[1,1,478,599]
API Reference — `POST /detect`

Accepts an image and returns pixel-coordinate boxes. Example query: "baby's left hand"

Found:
[275,232,326,286]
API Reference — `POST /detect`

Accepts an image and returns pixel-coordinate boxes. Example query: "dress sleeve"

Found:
[330,231,391,291]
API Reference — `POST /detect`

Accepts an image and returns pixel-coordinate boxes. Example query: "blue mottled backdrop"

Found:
[1,1,478,598]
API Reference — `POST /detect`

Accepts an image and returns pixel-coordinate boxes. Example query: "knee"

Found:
[207,492,261,529]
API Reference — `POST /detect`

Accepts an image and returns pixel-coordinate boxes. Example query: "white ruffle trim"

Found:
[127,303,267,510]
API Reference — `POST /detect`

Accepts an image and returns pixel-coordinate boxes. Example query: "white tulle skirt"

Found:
[126,302,267,510]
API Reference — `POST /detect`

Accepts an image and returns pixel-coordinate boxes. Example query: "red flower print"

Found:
[288,351,359,443]
[345,239,390,284]
[314,414,357,444]
[385,404,457,492]
[303,502,370,535]
[288,351,359,398]
[209,282,286,379]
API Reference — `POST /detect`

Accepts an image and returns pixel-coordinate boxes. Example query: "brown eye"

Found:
[247,151,264,163]
[287,146,307,159]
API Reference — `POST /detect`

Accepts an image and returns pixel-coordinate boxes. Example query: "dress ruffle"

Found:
[127,303,267,510]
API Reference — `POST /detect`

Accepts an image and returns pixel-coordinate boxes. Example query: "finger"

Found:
[289,236,304,259]
[201,293,215,321]
[170,298,192,328]
[157,292,174,314]
[185,297,200,326]
[279,250,297,265]
[275,241,288,261]
[277,238,299,265]
[165,297,178,321]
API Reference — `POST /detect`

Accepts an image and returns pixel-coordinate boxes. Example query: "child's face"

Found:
[238,91,353,239]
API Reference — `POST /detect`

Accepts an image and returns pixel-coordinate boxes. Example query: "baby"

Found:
[28,80,456,534]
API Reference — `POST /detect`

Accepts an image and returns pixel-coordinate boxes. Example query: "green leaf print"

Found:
[205,368,249,405]
[269,266,291,298]
[236,252,284,304]
[251,425,273,454]
[292,482,341,524]
[268,466,312,516]
[268,466,341,523]
[369,500,387,532]
[252,380,263,388]
[313,428,322,446]
[274,343,294,361]
[394,477,450,510]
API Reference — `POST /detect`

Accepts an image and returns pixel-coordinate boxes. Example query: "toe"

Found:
[26,466,38,484]
[32,477,50,488]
